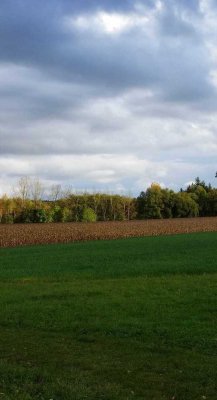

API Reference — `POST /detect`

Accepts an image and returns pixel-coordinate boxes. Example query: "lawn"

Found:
[0,232,217,399]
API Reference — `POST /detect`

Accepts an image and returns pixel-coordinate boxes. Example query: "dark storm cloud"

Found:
[59,0,139,13]
[0,0,217,192]
[159,9,199,38]
[0,0,212,103]
[163,0,200,12]
[0,0,214,112]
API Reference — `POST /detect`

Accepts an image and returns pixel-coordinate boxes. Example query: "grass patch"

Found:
[0,232,217,399]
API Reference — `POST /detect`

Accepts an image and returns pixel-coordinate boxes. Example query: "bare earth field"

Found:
[1,217,217,248]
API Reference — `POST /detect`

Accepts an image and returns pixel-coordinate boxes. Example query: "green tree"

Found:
[136,191,146,219]
[187,177,211,193]
[161,189,174,218]
[206,189,217,216]
[173,193,199,218]
[139,183,164,219]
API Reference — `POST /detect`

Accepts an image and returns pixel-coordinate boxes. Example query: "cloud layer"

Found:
[0,0,217,195]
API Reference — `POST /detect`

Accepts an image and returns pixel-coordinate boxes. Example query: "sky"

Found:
[0,0,217,196]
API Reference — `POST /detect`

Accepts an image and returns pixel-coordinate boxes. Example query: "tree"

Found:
[16,176,31,207]
[30,178,44,207]
[49,184,62,202]
[123,196,136,220]
[187,177,211,193]
[0,195,16,223]
[136,191,146,219]
[161,189,174,218]
[206,189,217,216]
[142,183,164,219]
[173,192,199,218]
[99,194,109,221]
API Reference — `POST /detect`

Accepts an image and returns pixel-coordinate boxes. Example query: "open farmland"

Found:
[1,217,217,247]
[0,232,217,399]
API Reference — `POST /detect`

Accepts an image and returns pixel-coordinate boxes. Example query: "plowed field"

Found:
[1,217,217,247]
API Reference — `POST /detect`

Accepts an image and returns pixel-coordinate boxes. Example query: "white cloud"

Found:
[84,12,133,34]
[65,7,159,37]
[0,150,215,197]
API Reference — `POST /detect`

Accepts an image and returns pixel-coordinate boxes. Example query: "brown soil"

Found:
[0,217,217,248]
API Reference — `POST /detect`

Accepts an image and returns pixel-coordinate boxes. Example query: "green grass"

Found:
[0,232,217,399]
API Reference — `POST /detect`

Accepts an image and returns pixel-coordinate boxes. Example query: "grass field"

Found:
[0,232,217,399]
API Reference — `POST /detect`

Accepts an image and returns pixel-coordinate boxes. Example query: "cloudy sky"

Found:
[0,0,217,195]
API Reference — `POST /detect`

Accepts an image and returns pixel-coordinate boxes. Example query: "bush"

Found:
[1,214,14,224]
[17,209,48,223]
[33,209,48,223]
[82,207,97,222]
[51,206,72,222]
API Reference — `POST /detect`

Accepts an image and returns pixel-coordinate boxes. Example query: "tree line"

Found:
[0,177,217,223]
